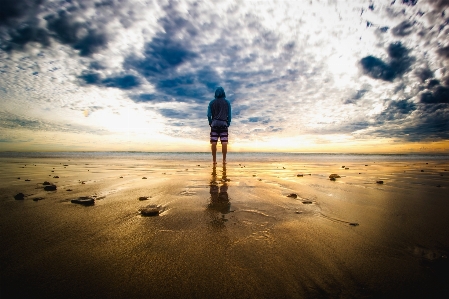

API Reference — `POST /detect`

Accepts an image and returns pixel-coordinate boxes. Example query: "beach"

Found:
[1,153,448,298]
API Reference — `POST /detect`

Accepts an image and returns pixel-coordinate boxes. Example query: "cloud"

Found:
[392,21,414,36]
[421,86,449,104]
[0,0,44,25]
[360,42,413,82]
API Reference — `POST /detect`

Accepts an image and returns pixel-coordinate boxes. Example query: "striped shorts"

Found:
[210,126,228,144]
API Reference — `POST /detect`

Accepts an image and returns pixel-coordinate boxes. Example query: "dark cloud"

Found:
[360,56,396,81]
[420,85,449,104]
[392,21,414,36]
[2,24,50,51]
[378,99,416,121]
[427,0,449,10]
[0,0,44,25]
[401,0,418,6]
[436,46,449,59]
[79,72,140,89]
[360,42,413,82]
[415,68,434,82]
[46,11,108,56]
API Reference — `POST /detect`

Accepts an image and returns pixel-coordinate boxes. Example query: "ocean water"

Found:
[0,151,448,162]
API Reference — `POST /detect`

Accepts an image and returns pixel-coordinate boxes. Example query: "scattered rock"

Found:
[329,174,341,179]
[140,207,160,216]
[376,180,384,184]
[119,176,123,178]
[258,179,262,181]
[53,176,59,178]
[349,223,359,227]
[421,170,424,172]
[302,201,313,204]
[44,185,57,191]
[32,197,44,202]
[17,177,20,179]
[197,165,200,166]
[63,164,68,166]
[253,174,256,177]
[139,196,150,201]
[71,197,95,206]
[297,174,303,177]
[142,177,147,179]
[341,166,345,168]
[295,211,302,214]
[43,181,51,185]
[287,193,298,199]
[66,189,72,191]
[365,165,368,166]
[345,167,349,170]
[25,179,31,181]
[51,170,54,172]
[14,193,25,200]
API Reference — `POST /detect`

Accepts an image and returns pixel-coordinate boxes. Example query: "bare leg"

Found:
[222,142,227,164]
[211,142,217,164]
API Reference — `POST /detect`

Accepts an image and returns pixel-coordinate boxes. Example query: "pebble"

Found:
[297,174,303,177]
[139,196,150,201]
[302,201,313,204]
[32,197,44,202]
[287,193,298,199]
[329,174,341,179]
[71,197,95,206]
[140,207,160,216]
[14,193,25,200]
[44,185,57,191]
[53,176,59,178]
[349,223,359,227]
[376,180,384,184]
[142,177,147,179]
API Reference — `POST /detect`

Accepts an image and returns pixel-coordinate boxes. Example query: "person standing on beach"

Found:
[207,86,231,164]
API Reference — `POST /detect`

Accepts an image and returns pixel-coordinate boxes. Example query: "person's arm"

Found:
[207,101,212,126]
[227,100,232,127]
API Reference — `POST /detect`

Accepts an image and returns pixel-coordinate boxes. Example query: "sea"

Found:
[0,151,447,163]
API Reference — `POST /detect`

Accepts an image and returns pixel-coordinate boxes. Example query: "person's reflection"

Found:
[207,164,230,228]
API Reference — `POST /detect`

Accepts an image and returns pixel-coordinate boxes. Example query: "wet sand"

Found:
[1,156,449,298]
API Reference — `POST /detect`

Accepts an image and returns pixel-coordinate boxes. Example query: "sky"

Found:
[0,0,448,153]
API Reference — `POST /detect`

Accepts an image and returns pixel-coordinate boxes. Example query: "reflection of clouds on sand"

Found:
[207,165,230,229]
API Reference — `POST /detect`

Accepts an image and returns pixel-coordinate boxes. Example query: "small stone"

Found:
[44,185,57,191]
[141,207,160,216]
[53,176,59,178]
[297,174,303,177]
[258,179,262,181]
[119,176,123,178]
[66,189,73,191]
[376,180,384,184]
[197,165,200,166]
[287,193,298,199]
[14,193,25,200]
[302,201,313,204]
[25,179,30,181]
[139,196,150,201]
[43,181,51,185]
[365,165,368,166]
[17,177,20,179]
[295,211,302,214]
[51,170,54,172]
[341,166,345,168]
[345,167,349,170]
[420,170,424,172]
[142,177,147,179]
[437,185,441,188]
[329,174,341,179]
[330,177,336,181]
[71,197,95,206]
[349,223,359,227]
[63,164,68,166]
[32,197,44,202]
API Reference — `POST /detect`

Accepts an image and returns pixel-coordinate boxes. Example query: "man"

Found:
[207,86,231,164]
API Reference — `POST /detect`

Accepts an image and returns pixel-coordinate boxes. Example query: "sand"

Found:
[1,156,448,298]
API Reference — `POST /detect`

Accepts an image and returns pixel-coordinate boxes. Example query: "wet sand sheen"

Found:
[1,157,448,298]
